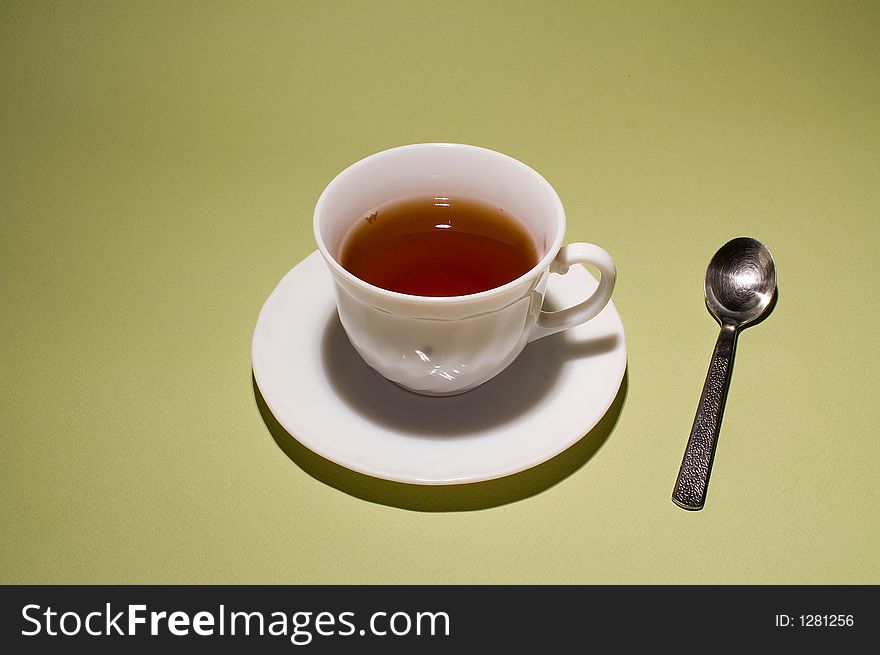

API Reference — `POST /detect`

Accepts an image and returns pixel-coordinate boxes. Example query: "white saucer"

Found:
[252,251,627,485]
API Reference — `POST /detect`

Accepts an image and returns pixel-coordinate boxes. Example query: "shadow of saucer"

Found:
[253,363,628,512]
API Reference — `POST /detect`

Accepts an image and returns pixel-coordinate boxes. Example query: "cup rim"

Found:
[313,142,566,304]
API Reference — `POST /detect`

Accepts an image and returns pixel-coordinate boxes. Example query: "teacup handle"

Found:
[528,243,616,342]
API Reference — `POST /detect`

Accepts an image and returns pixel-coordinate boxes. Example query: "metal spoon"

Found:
[672,237,777,510]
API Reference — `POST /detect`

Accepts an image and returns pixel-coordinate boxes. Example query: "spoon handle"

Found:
[672,323,738,510]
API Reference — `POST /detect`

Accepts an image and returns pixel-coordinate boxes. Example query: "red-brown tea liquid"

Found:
[339,196,538,297]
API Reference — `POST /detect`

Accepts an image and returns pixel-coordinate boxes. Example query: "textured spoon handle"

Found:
[672,324,738,510]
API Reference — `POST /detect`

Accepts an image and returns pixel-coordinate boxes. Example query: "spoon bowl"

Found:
[705,237,776,327]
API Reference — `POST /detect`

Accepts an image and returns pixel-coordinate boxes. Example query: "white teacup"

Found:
[314,143,616,396]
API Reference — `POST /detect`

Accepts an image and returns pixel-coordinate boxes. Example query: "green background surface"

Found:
[2,0,878,584]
